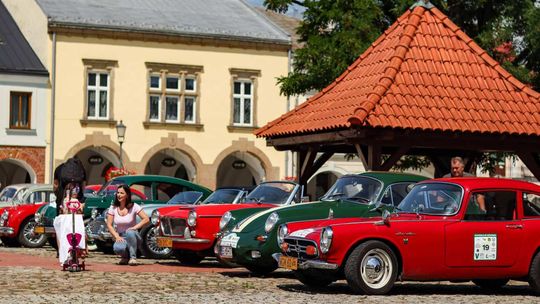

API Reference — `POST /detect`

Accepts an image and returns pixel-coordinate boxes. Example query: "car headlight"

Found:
[277,224,288,245]
[264,212,279,233]
[34,212,43,224]
[91,208,99,220]
[151,210,160,226]
[319,227,333,254]
[187,210,197,227]
[1,210,8,221]
[219,211,233,231]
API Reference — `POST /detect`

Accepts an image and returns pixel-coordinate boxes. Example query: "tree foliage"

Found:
[264,0,540,96]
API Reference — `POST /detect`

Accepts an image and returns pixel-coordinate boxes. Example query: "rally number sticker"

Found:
[290,229,315,238]
[474,234,497,261]
[220,233,240,248]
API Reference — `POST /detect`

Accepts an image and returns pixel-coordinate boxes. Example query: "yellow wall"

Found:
[53,35,288,187]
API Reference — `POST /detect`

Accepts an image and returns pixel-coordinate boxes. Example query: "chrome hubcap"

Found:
[147,227,171,255]
[360,248,392,289]
[24,221,45,245]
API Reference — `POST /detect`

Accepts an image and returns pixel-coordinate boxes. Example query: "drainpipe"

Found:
[285,48,292,179]
[48,32,57,183]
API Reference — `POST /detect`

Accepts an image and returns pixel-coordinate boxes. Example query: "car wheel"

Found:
[529,251,540,294]
[174,250,204,265]
[140,225,172,259]
[17,218,47,248]
[0,236,20,247]
[294,269,336,288]
[344,240,398,295]
[245,263,278,276]
[472,279,509,289]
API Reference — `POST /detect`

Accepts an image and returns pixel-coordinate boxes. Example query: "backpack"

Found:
[60,158,85,183]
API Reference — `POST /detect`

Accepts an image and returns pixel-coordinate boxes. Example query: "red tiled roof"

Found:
[256,4,540,138]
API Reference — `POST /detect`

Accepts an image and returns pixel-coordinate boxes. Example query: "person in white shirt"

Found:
[106,184,149,265]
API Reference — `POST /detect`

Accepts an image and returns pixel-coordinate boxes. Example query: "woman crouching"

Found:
[106,184,149,265]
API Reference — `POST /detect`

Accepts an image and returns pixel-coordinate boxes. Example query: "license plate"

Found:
[156,237,172,248]
[34,226,45,234]
[219,246,233,258]
[279,255,298,270]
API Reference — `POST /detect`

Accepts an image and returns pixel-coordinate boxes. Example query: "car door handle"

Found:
[505,224,523,229]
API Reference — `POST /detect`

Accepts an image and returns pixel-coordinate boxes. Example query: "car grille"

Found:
[87,219,107,235]
[284,237,318,259]
[160,217,186,237]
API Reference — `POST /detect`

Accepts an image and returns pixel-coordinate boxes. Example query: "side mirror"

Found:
[382,210,391,226]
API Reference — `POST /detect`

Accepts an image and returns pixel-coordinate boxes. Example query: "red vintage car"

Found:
[0,184,55,247]
[276,178,540,295]
[155,181,302,265]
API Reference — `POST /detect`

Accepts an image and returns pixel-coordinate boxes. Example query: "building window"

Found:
[233,80,253,125]
[145,62,203,125]
[82,59,117,122]
[229,68,260,128]
[87,72,109,119]
[9,92,31,129]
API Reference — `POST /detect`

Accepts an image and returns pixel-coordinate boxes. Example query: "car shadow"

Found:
[220,269,296,279]
[276,281,536,296]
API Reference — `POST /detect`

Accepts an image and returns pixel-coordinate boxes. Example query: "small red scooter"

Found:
[62,199,86,272]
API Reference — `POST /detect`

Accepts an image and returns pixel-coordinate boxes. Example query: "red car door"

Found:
[445,190,524,268]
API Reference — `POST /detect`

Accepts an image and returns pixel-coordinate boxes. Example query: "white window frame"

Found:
[149,94,161,122]
[87,71,110,120]
[165,95,180,123]
[184,76,197,93]
[184,96,196,123]
[233,80,253,126]
[149,73,161,90]
[165,75,180,92]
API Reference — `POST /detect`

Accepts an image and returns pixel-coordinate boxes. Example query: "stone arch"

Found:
[211,138,279,188]
[0,147,44,184]
[0,158,36,185]
[61,131,129,168]
[306,169,342,201]
[139,133,204,183]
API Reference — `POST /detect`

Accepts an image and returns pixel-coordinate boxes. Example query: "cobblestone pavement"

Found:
[0,245,538,303]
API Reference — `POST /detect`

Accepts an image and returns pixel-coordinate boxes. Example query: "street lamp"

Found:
[116,120,126,168]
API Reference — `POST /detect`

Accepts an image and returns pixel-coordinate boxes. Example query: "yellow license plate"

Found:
[156,237,172,248]
[279,255,298,270]
[34,226,45,234]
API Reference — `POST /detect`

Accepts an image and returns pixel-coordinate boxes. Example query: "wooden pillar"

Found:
[368,144,382,171]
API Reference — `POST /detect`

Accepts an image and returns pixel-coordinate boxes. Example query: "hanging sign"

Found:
[88,155,103,165]
[161,158,177,167]
[232,160,246,169]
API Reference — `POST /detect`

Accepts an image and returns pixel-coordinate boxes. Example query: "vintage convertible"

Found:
[0,184,55,247]
[274,178,540,295]
[86,187,246,258]
[217,172,427,274]
[155,181,302,265]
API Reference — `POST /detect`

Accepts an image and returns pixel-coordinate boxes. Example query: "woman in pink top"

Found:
[106,185,149,265]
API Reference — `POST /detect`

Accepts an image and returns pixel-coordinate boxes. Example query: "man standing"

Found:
[443,156,485,212]
[443,156,474,178]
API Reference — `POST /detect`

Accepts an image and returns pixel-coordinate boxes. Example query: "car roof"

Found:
[19,184,53,191]
[422,177,540,192]
[110,175,212,194]
[347,171,429,183]
[1,183,33,191]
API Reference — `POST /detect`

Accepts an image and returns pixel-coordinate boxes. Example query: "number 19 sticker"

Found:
[474,234,497,261]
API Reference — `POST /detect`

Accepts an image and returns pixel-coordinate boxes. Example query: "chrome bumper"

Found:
[0,227,14,235]
[173,237,211,244]
[272,253,339,270]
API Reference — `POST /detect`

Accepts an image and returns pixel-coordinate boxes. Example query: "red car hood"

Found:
[161,203,276,219]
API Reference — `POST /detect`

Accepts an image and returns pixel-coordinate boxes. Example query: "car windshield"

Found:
[397,183,463,215]
[0,187,18,202]
[96,180,124,196]
[200,189,243,204]
[244,182,297,204]
[167,191,203,205]
[321,176,382,204]
[11,189,29,205]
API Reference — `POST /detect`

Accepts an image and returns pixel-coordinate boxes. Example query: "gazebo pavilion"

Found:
[256,1,540,186]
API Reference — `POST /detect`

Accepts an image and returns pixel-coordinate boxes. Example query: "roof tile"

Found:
[256,5,540,138]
